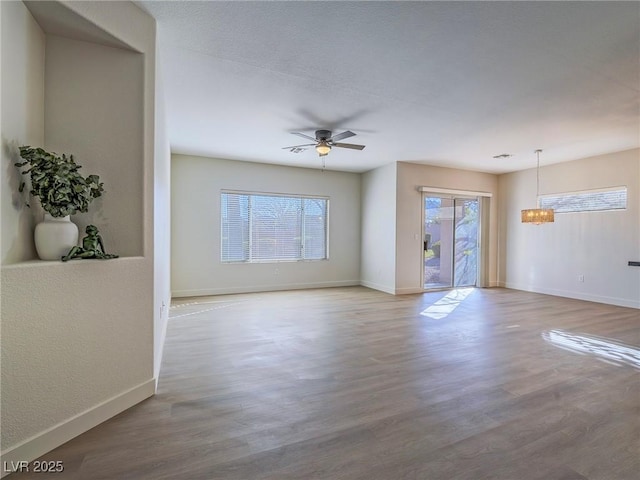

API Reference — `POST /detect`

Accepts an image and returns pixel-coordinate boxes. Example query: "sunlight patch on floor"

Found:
[420,288,475,319]
[169,299,251,319]
[542,329,640,370]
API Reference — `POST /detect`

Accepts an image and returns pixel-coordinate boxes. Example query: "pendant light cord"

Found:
[535,149,542,198]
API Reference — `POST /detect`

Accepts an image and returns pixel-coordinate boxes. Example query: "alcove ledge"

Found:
[2,256,146,270]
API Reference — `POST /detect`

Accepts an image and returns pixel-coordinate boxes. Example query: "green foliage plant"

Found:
[15,146,104,218]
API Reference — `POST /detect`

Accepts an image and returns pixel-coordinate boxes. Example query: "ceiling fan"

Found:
[283,130,365,157]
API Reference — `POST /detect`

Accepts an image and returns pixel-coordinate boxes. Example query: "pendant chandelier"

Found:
[521,149,554,224]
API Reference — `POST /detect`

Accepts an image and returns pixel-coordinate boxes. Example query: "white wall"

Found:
[360,162,397,293]
[1,0,44,264]
[0,1,158,468]
[498,148,640,308]
[1,259,154,454]
[172,154,361,296]
[395,162,499,293]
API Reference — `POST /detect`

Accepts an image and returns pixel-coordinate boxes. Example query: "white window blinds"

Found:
[539,187,627,214]
[221,192,328,262]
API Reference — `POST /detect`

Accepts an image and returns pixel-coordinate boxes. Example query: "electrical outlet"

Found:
[274,268,279,275]
[578,275,584,282]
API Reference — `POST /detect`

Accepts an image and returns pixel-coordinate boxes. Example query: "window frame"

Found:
[220,189,330,264]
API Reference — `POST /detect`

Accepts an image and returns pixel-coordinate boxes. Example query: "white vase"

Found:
[34,214,79,260]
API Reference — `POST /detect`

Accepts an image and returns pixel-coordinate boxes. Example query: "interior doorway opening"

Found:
[423,194,479,290]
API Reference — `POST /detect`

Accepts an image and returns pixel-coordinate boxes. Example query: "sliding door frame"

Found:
[420,187,492,292]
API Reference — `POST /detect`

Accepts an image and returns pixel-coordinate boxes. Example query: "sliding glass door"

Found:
[423,194,479,290]
[424,196,454,289]
[453,198,479,286]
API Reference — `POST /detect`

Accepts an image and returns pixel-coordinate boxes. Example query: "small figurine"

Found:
[62,225,118,261]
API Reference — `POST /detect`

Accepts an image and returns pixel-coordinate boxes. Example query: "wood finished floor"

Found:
[11,287,640,480]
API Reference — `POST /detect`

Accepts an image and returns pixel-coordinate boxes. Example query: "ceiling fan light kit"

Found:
[316,142,331,156]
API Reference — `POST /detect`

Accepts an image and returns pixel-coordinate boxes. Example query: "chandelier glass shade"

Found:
[521,208,555,224]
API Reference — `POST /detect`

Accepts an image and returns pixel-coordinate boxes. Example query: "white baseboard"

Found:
[395,287,425,295]
[172,280,360,298]
[359,280,396,295]
[0,379,155,478]
[502,282,640,309]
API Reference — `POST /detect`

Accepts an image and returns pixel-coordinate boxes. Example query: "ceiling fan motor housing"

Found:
[315,129,332,141]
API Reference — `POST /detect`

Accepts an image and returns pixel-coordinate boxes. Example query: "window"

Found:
[539,186,627,214]
[221,191,328,262]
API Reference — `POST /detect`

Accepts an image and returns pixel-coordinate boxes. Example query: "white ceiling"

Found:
[137,1,639,173]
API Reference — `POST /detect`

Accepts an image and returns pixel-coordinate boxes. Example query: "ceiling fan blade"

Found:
[331,130,356,142]
[334,142,365,150]
[282,143,315,149]
[291,132,317,142]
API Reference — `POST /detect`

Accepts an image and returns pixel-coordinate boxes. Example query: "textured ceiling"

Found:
[137,1,639,173]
